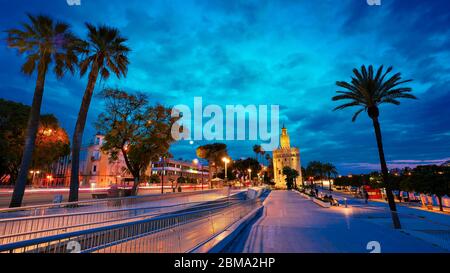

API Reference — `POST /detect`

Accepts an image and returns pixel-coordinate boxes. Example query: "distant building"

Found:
[151,158,209,185]
[272,125,303,189]
[44,134,209,188]
[81,134,136,187]
[81,134,208,188]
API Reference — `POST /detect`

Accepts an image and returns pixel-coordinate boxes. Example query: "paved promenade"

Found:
[240,191,446,253]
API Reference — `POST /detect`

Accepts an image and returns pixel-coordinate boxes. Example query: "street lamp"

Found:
[248,168,252,186]
[222,157,230,182]
[193,158,204,191]
[30,170,40,187]
[160,156,166,194]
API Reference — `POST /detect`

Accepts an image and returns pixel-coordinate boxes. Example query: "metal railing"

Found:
[0,197,242,245]
[0,188,229,219]
[0,198,262,253]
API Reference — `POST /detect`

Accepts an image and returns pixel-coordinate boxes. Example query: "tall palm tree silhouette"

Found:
[69,24,130,202]
[7,14,81,207]
[333,65,416,229]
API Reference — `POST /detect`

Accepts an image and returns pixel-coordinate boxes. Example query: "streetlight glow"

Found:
[222,157,230,181]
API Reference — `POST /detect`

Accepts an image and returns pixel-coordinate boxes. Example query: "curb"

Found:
[312,197,331,208]
[292,190,331,208]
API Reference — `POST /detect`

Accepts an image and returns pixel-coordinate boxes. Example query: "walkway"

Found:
[238,191,445,253]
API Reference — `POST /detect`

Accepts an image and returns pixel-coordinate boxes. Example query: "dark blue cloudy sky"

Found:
[1,0,450,174]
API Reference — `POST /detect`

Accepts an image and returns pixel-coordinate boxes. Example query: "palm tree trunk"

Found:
[372,116,402,229]
[69,66,99,202]
[328,173,332,191]
[10,62,47,208]
[437,195,443,212]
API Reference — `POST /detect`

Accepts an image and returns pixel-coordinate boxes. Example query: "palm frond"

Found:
[333,101,361,111]
[352,108,365,122]
[7,14,81,78]
[380,98,401,105]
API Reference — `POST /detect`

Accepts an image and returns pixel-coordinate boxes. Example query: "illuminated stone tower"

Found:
[272,125,302,189]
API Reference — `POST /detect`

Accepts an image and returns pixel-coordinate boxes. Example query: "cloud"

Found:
[0,0,450,173]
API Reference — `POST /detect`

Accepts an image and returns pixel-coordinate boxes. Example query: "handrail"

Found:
[0,197,242,223]
[0,199,239,243]
[0,188,226,217]
[0,201,237,252]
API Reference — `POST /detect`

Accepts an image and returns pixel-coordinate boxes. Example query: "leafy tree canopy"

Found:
[0,99,70,184]
[95,88,178,193]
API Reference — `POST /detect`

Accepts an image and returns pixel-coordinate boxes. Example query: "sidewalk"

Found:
[330,189,450,214]
[241,191,445,253]
[319,189,450,250]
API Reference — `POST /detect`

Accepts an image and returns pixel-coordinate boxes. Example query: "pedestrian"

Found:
[315,188,319,197]
[364,191,369,204]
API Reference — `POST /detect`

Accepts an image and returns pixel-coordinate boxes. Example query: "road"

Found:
[0,186,211,208]
[226,191,446,253]
[0,190,100,208]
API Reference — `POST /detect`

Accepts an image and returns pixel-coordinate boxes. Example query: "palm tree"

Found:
[322,163,338,191]
[253,144,262,162]
[265,153,271,165]
[307,161,323,187]
[283,167,299,190]
[333,65,416,229]
[6,14,80,207]
[69,24,130,202]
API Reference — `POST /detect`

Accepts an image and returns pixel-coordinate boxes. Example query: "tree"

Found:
[177,176,186,184]
[283,167,299,190]
[253,144,262,162]
[307,161,325,186]
[265,153,271,165]
[149,174,161,184]
[406,165,450,212]
[6,15,80,207]
[196,143,228,188]
[69,24,130,202]
[0,99,70,185]
[333,65,416,229]
[322,163,338,191]
[95,88,177,195]
[33,115,70,170]
[232,158,262,180]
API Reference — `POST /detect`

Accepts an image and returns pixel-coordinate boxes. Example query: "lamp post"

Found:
[161,156,166,194]
[193,158,204,191]
[222,157,230,182]
[30,170,40,187]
